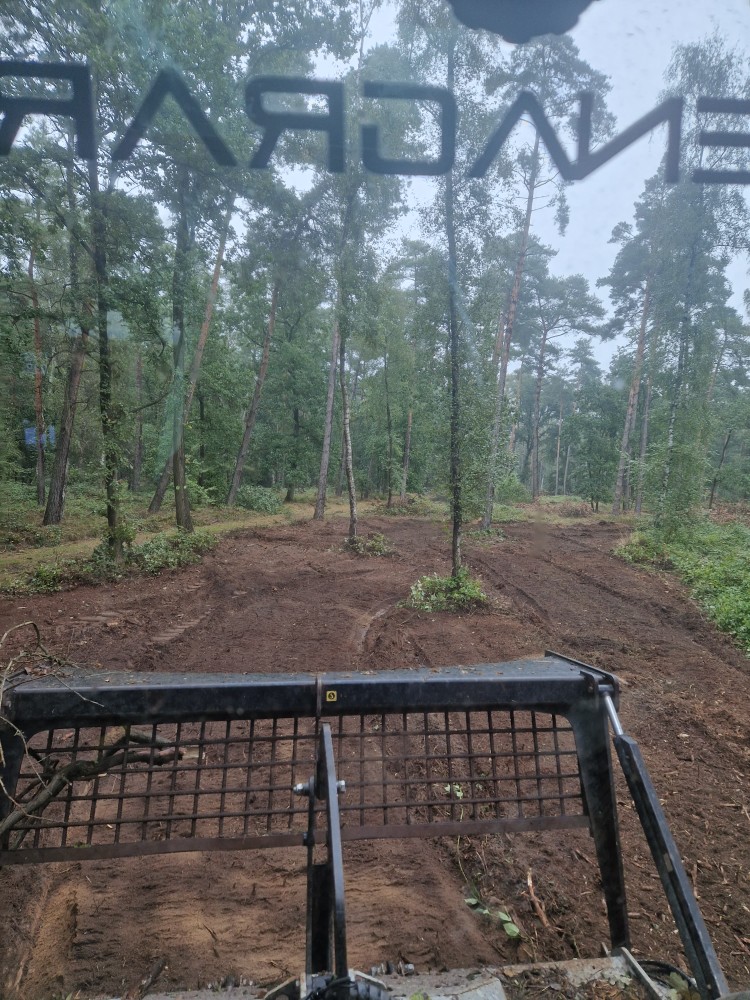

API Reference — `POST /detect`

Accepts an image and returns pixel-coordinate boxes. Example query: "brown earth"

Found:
[1,515,749,999]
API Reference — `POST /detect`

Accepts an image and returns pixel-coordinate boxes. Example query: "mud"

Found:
[1,516,748,999]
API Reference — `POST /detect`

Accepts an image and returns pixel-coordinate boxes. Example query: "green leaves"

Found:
[404,568,487,612]
[464,897,521,938]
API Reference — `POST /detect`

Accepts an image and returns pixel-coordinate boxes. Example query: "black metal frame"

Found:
[0,654,730,999]
[305,725,348,981]
[602,695,728,1000]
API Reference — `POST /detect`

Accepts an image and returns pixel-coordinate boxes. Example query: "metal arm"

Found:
[305,724,349,982]
[603,695,728,1000]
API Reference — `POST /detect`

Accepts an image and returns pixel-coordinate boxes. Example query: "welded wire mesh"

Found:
[0,709,585,862]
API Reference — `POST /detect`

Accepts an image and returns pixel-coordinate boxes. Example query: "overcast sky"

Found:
[360,0,750,369]
[537,0,750,348]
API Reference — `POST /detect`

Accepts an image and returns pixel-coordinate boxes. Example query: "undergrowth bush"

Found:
[130,530,216,574]
[345,532,394,557]
[27,562,65,592]
[494,474,531,505]
[617,532,672,568]
[405,567,487,612]
[235,485,283,515]
[186,479,216,509]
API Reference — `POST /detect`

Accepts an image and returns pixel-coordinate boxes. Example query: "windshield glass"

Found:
[1,2,749,997]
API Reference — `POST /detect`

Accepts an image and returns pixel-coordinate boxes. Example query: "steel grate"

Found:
[0,708,585,863]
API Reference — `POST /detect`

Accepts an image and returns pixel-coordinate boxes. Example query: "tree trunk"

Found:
[563,443,572,496]
[44,332,88,524]
[708,430,731,509]
[384,350,394,508]
[658,329,687,522]
[335,429,346,497]
[335,359,361,497]
[285,407,301,502]
[226,279,279,505]
[400,407,412,503]
[658,233,698,527]
[28,248,46,505]
[339,335,358,540]
[508,366,524,457]
[706,329,728,408]
[445,50,462,576]
[554,396,563,496]
[197,390,206,486]
[314,320,340,519]
[44,147,89,526]
[88,157,122,560]
[171,173,193,533]
[482,133,540,530]
[634,373,652,515]
[612,281,650,514]
[531,330,548,500]
[149,198,234,513]
[131,350,144,491]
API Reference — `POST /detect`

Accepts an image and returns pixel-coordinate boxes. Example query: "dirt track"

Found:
[1,515,749,999]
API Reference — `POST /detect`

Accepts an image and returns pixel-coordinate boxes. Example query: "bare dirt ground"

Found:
[1,514,749,999]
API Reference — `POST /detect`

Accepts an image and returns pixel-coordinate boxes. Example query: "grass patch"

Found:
[404,567,487,613]
[617,521,750,654]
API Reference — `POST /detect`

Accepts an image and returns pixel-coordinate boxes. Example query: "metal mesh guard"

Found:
[0,709,587,863]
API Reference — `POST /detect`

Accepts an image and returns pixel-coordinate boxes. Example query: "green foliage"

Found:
[617,531,672,567]
[464,896,521,938]
[666,971,701,1000]
[646,436,707,543]
[563,383,622,509]
[27,562,64,593]
[130,530,216,574]
[234,485,283,515]
[7,530,217,593]
[345,531,394,557]
[186,478,216,509]
[405,568,487,612]
[494,474,531,505]
[670,522,750,653]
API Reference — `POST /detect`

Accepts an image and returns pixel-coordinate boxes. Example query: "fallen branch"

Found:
[0,740,181,844]
[124,956,168,999]
[526,869,550,928]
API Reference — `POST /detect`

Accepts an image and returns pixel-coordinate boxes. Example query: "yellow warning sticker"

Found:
[326,690,337,702]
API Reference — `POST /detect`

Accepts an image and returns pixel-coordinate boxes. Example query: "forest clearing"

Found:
[1,510,749,1000]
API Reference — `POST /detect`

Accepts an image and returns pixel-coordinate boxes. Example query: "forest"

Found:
[1,1,749,599]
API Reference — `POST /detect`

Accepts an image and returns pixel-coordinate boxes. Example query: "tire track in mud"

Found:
[467,528,675,640]
[487,527,747,668]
